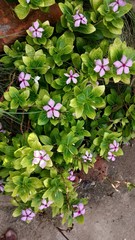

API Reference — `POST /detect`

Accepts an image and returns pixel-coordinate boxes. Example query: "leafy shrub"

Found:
[0,0,135,226]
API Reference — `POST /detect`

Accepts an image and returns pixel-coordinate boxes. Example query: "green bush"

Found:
[0,0,135,226]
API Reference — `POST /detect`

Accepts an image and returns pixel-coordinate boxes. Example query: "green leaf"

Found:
[38,111,49,125]
[84,105,96,119]
[14,4,30,19]
[28,132,41,149]
[75,215,84,224]
[53,191,64,208]
[12,207,22,217]
[39,135,52,145]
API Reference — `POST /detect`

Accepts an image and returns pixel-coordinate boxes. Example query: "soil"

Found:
[0,142,135,240]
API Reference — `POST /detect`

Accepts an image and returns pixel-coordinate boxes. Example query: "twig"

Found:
[56,227,69,240]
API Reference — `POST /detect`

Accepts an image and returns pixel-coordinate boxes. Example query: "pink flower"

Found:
[21,208,35,222]
[109,0,126,12]
[94,58,110,77]
[82,151,93,163]
[73,10,87,27]
[73,203,85,218]
[39,199,53,210]
[0,180,4,192]
[113,55,133,75]
[64,70,79,84]
[43,99,62,119]
[32,150,50,169]
[29,21,44,38]
[107,152,116,161]
[109,140,119,152]
[67,171,76,182]
[18,72,31,89]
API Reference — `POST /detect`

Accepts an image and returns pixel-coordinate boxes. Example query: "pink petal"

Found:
[72,78,77,84]
[40,150,46,156]
[78,203,84,211]
[39,205,46,210]
[25,73,31,80]
[32,158,40,164]
[18,72,25,80]
[104,66,110,71]
[64,73,70,77]
[47,110,53,118]
[66,78,71,84]
[48,99,55,108]
[54,103,62,110]
[29,26,35,32]
[53,110,60,118]
[109,2,116,7]
[99,68,105,77]
[126,59,133,67]
[103,58,109,65]
[119,0,126,6]
[27,216,33,221]
[73,212,79,218]
[21,216,27,221]
[43,154,50,161]
[24,81,30,87]
[73,73,79,78]
[117,66,124,75]
[94,65,101,73]
[20,82,26,89]
[43,105,51,111]
[34,150,40,158]
[36,31,42,38]
[121,55,127,64]
[81,209,85,215]
[113,61,123,68]
[39,160,46,169]
[74,19,81,27]
[113,4,119,12]
[30,212,35,218]
[33,21,39,29]
[32,31,37,38]
[26,209,31,215]
[41,199,47,205]
[113,140,117,146]
[95,59,102,66]
[69,70,73,75]
[81,17,87,25]
[38,27,44,32]
[124,66,129,74]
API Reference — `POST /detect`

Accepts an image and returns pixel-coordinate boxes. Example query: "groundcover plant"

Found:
[0,0,135,226]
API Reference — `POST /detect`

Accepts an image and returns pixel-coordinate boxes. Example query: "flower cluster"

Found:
[29,21,44,38]
[94,55,132,77]
[73,203,85,218]
[18,72,31,89]
[64,70,79,84]
[39,199,53,210]
[82,151,93,163]
[43,99,62,119]
[32,150,50,169]
[73,10,87,27]
[109,0,126,12]
[21,208,35,222]
[67,171,76,182]
[107,140,119,161]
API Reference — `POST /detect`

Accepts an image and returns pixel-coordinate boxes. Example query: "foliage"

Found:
[0,0,135,226]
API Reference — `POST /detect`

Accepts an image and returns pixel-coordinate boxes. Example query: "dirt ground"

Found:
[0,142,135,240]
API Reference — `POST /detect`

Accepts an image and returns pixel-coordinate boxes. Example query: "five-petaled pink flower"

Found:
[73,10,87,27]
[67,171,76,182]
[18,72,31,89]
[82,151,93,163]
[29,21,44,38]
[0,180,4,192]
[73,203,85,218]
[109,140,119,152]
[39,199,53,210]
[21,208,35,222]
[64,70,79,84]
[107,151,116,161]
[109,0,126,12]
[43,99,62,119]
[94,58,110,77]
[113,55,133,75]
[32,150,50,169]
